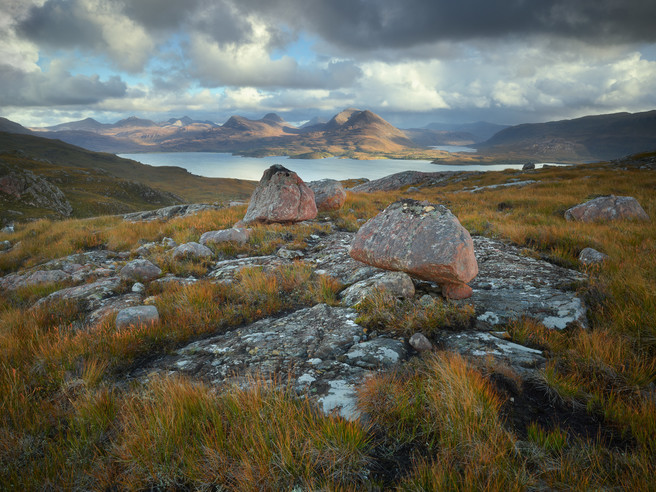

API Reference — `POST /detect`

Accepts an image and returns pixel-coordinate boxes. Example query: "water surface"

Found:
[119,152,562,182]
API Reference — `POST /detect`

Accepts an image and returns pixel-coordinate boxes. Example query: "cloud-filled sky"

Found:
[2,0,656,128]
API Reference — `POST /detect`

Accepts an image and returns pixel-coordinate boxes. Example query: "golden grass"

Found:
[355,289,474,336]
[1,159,655,488]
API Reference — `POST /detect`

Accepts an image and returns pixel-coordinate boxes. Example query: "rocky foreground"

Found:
[1,200,588,422]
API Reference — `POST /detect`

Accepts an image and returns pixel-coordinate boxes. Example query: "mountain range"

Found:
[2,108,656,162]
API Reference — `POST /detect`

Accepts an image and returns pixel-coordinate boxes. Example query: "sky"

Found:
[1,0,656,128]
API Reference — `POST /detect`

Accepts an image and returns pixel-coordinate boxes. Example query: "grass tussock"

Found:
[113,375,371,490]
[355,289,474,336]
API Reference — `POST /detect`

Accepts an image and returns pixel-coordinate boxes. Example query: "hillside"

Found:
[478,109,656,161]
[0,157,654,489]
[21,109,421,157]
[0,132,255,223]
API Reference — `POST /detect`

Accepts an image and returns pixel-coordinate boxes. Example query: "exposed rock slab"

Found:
[136,304,407,420]
[242,165,317,224]
[349,200,478,298]
[468,236,587,330]
[348,170,459,193]
[565,195,649,222]
[34,276,122,313]
[123,204,221,222]
[440,331,545,376]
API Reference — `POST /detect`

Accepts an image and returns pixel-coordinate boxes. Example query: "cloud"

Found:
[17,0,155,72]
[0,60,127,107]
[188,23,361,89]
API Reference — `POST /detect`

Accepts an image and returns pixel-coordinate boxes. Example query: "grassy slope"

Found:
[0,156,655,489]
[0,132,256,207]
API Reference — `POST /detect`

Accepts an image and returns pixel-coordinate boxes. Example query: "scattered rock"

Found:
[88,293,142,325]
[466,180,537,193]
[199,228,250,246]
[132,282,145,293]
[172,242,213,260]
[1,224,14,233]
[579,247,609,265]
[120,259,162,282]
[161,237,177,248]
[0,162,73,216]
[348,170,459,193]
[522,162,536,170]
[565,195,649,222]
[349,199,478,299]
[242,165,317,224]
[116,305,160,330]
[409,333,432,352]
[0,240,11,251]
[307,179,347,211]
[277,247,304,260]
[340,271,415,307]
[123,204,221,222]
[34,277,122,313]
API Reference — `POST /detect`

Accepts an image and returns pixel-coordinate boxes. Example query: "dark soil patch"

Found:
[490,373,634,450]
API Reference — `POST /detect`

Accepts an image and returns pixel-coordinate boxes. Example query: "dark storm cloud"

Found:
[0,64,127,106]
[16,0,100,48]
[230,0,656,50]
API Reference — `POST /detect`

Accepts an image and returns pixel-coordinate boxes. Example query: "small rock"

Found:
[522,162,535,170]
[340,271,415,307]
[277,247,304,260]
[120,259,162,282]
[418,294,436,307]
[200,228,250,246]
[132,282,145,293]
[0,240,12,251]
[161,237,177,247]
[565,195,649,222]
[579,247,609,265]
[171,242,213,260]
[1,224,14,233]
[409,333,432,352]
[115,306,160,330]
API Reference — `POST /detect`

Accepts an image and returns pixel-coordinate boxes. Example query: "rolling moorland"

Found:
[0,108,655,489]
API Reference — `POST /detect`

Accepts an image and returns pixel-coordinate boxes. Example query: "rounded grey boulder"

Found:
[116,305,160,330]
[565,195,649,222]
[120,259,162,282]
[172,242,213,260]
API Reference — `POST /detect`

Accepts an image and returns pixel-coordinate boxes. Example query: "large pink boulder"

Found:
[308,179,347,211]
[349,200,478,299]
[565,195,649,222]
[242,165,317,224]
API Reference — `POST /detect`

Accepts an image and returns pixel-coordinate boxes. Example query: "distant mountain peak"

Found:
[261,113,284,123]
